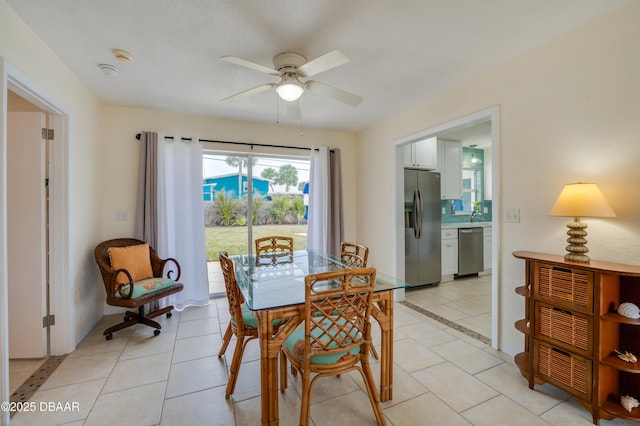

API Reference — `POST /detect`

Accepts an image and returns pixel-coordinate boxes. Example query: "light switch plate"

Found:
[115,210,128,221]
[504,208,520,223]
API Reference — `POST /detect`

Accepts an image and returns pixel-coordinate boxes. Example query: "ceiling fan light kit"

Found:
[220,49,361,110]
[275,74,304,101]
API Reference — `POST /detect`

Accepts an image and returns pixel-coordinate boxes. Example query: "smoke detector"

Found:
[113,49,133,63]
[99,63,119,77]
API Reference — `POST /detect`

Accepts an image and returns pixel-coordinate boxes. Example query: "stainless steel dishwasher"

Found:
[457,227,484,277]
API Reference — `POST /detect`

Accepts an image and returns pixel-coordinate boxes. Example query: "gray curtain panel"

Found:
[135,131,159,248]
[328,149,344,256]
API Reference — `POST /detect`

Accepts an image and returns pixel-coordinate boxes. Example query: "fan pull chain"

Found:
[299,102,304,138]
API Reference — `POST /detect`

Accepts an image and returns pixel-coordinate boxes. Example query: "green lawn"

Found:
[205,224,307,260]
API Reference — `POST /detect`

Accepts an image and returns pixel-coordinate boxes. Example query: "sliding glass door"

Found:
[203,152,310,296]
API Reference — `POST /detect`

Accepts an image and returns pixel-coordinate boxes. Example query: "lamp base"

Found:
[564,217,590,263]
[564,252,590,263]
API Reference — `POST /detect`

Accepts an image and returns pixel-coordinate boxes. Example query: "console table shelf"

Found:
[601,397,640,421]
[513,352,530,376]
[514,319,530,335]
[513,251,640,425]
[601,355,640,373]
[601,312,640,325]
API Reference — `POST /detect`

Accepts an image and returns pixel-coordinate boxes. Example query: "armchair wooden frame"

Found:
[94,238,183,340]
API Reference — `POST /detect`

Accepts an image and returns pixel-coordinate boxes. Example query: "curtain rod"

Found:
[135,133,316,151]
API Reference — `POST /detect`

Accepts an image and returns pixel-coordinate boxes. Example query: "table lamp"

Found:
[548,182,615,263]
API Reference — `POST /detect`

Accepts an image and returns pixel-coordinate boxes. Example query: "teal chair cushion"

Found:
[231,303,284,329]
[115,277,180,299]
[284,316,362,365]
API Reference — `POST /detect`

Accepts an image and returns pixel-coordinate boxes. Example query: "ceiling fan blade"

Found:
[305,80,362,106]
[285,100,301,121]
[219,55,279,76]
[221,83,276,103]
[298,49,350,77]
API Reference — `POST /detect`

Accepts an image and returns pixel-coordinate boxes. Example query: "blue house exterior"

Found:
[203,173,270,201]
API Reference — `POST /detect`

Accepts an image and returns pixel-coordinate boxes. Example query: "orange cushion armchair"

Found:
[94,238,183,340]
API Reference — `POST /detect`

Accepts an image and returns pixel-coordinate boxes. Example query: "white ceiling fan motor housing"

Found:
[272,52,307,73]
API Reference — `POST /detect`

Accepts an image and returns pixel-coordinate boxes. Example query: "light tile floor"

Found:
[404,274,493,340]
[9,293,637,425]
[208,260,225,297]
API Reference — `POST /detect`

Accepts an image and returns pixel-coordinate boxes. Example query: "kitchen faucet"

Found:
[470,211,480,223]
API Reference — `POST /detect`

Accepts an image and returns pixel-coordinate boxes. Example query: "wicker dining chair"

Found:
[340,241,379,359]
[217,251,259,399]
[94,238,183,340]
[218,251,285,398]
[255,235,294,265]
[340,241,369,268]
[280,267,385,425]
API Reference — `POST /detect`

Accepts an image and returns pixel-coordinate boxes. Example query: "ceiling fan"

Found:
[219,49,362,108]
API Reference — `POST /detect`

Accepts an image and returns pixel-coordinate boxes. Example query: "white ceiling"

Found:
[7,0,633,132]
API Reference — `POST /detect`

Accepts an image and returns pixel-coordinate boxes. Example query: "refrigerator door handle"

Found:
[416,188,424,239]
[412,189,419,239]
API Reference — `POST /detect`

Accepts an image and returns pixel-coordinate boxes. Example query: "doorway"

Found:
[1,59,72,423]
[395,107,500,348]
[7,103,49,398]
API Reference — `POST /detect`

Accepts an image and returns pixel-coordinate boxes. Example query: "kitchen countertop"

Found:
[442,222,492,229]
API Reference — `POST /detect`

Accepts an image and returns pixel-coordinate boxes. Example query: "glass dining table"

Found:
[230,249,407,426]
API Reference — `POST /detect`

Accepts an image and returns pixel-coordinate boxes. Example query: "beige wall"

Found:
[1,0,103,352]
[100,105,358,242]
[357,2,640,354]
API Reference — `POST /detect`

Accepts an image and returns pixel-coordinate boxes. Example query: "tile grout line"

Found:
[399,300,491,345]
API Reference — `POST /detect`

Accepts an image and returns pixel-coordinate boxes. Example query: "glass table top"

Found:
[230,250,408,310]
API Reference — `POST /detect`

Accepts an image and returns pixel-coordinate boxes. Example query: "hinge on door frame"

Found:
[42,314,55,328]
[41,128,54,140]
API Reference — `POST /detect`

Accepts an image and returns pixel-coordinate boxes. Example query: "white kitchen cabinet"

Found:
[437,139,462,199]
[441,229,458,280]
[403,137,437,169]
[483,226,492,272]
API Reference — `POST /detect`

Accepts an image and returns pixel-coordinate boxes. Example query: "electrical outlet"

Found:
[115,211,128,221]
[483,207,489,214]
[504,208,520,223]
[442,207,446,215]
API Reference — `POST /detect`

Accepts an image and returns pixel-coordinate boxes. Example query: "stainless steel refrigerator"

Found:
[404,169,441,287]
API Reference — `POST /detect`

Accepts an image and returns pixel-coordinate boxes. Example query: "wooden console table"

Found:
[513,251,640,424]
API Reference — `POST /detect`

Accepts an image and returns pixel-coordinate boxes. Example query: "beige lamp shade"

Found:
[549,182,615,263]
[549,183,616,218]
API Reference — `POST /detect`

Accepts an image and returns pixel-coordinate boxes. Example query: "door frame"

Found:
[0,58,73,420]
[393,106,500,349]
